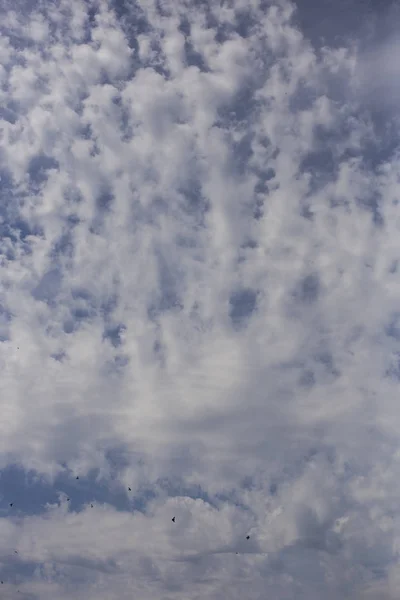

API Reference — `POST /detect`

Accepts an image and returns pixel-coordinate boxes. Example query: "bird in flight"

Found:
[76,476,79,480]
[67,498,70,502]
[128,487,131,491]
[9,503,13,507]
[14,551,18,555]
[91,504,93,508]
[246,536,250,540]
[172,517,175,523]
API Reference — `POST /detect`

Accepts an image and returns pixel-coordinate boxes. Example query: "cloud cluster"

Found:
[0,0,400,597]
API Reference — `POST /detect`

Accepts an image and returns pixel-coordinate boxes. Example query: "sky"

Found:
[0,0,400,597]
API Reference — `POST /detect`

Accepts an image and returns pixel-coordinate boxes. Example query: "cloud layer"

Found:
[0,0,400,597]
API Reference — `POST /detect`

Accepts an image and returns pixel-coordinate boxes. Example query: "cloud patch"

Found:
[0,0,399,598]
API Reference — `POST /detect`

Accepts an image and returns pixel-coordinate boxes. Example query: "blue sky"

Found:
[0,0,400,597]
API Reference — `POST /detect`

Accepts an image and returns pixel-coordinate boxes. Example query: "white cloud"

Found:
[0,0,399,597]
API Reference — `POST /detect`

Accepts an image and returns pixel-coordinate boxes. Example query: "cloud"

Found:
[0,0,399,596]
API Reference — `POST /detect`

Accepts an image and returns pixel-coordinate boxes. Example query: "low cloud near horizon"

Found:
[0,0,400,597]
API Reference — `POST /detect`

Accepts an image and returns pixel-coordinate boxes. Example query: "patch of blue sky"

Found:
[0,462,154,518]
[229,288,258,329]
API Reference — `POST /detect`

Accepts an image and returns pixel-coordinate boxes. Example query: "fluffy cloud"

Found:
[0,0,399,597]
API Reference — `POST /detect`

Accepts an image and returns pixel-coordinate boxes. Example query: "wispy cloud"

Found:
[0,0,399,597]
